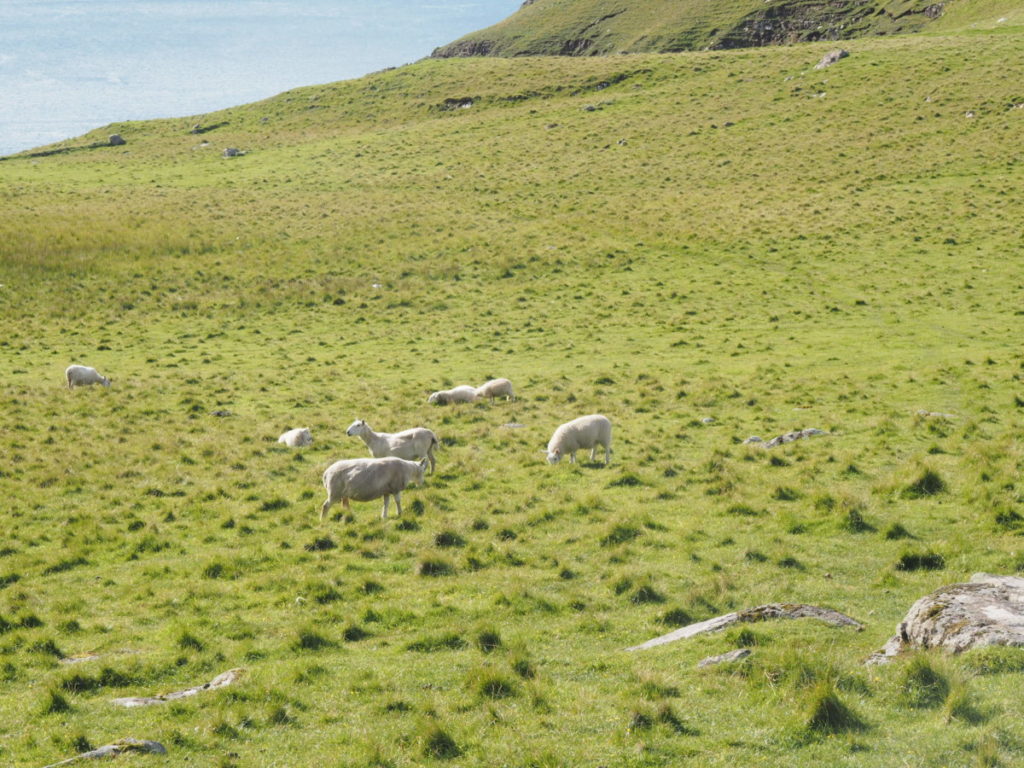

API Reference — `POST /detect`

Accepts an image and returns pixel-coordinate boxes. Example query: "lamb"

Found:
[475,377,515,402]
[546,414,613,465]
[427,385,478,405]
[346,419,439,473]
[320,456,427,521]
[278,427,313,447]
[65,364,111,389]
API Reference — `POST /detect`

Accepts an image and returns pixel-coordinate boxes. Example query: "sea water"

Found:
[0,0,517,155]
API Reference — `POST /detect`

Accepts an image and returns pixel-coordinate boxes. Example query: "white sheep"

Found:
[427,385,478,405]
[475,377,515,402]
[278,427,313,447]
[65,364,111,389]
[546,414,613,465]
[320,456,427,520]
[346,419,439,473]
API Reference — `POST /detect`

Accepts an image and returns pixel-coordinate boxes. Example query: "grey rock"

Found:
[111,668,244,708]
[697,648,752,668]
[627,603,861,651]
[222,147,243,158]
[743,436,763,444]
[108,134,126,146]
[701,417,715,424]
[814,49,849,70]
[764,428,826,448]
[41,738,166,767]
[868,574,1024,664]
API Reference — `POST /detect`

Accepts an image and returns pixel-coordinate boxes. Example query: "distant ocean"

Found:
[0,0,517,156]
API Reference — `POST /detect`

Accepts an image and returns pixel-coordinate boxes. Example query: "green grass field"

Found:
[1,19,1024,768]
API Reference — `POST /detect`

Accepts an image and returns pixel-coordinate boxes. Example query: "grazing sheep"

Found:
[278,427,313,447]
[320,456,427,521]
[546,414,613,465]
[427,385,478,405]
[346,419,438,473]
[475,377,515,402]
[65,364,111,389]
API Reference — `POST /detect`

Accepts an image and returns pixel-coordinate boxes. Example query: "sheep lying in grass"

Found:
[278,427,313,447]
[546,414,613,465]
[427,385,477,405]
[346,419,438,473]
[475,377,515,402]
[65,364,111,389]
[320,456,427,521]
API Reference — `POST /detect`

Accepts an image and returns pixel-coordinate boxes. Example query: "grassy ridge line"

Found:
[429,0,1024,56]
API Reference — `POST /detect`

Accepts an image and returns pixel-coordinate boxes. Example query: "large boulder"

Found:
[868,574,1024,664]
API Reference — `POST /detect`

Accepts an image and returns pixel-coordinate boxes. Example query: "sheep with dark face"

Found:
[546,414,613,465]
[346,419,438,473]
[65,364,111,389]
[320,456,427,521]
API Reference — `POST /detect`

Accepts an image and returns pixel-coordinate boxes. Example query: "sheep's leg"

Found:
[393,491,403,517]
[604,445,612,465]
[590,447,597,462]
[569,452,576,464]
[319,498,332,522]
[427,446,436,474]
[342,498,351,509]
[381,495,390,519]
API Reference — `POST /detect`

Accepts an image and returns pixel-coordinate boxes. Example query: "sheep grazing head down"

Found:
[546,448,562,465]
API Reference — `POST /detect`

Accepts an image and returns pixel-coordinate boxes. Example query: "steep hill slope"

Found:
[431,0,1023,56]
[1,26,1024,768]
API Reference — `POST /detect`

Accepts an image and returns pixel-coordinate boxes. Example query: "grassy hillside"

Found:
[2,26,1024,768]
[431,0,1024,56]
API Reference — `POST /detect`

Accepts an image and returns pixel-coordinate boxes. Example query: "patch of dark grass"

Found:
[420,723,461,759]
[416,557,454,577]
[903,469,947,499]
[473,669,517,699]
[476,629,503,653]
[960,646,1024,675]
[260,497,291,511]
[629,583,666,604]
[804,681,865,733]
[406,633,468,653]
[0,572,20,589]
[609,473,643,487]
[304,537,336,552]
[434,530,466,548]
[292,629,333,652]
[342,624,370,642]
[897,654,949,708]
[600,523,641,546]
[360,579,384,595]
[884,522,914,540]
[726,504,762,517]
[395,518,420,531]
[41,689,72,714]
[657,607,693,626]
[772,486,801,501]
[895,550,945,571]
[177,631,205,651]
[42,556,88,575]
[29,638,63,657]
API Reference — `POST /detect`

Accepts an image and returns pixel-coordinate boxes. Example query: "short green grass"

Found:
[1,22,1024,768]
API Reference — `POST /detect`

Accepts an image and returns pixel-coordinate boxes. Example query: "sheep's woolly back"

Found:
[475,378,514,400]
[547,414,613,456]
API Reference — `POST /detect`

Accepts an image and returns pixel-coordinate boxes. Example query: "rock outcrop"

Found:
[868,574,1024,664]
